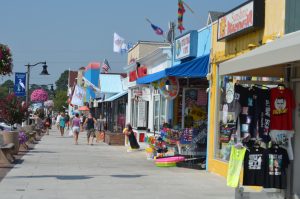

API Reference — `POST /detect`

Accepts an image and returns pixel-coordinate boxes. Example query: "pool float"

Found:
[155,156,185,163]
[155,162,177,167]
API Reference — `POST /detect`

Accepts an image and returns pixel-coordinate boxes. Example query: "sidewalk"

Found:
[0,128,234,199]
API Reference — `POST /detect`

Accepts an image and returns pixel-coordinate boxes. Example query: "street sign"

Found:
[14,72,26,96]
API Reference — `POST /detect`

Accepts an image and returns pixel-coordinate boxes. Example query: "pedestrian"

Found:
[83,113,97,145]
[123,123,140,150]
[59,112,66,136]
[72,113,81,145]
[56,113,61,130]
[65,113,70,130]
[44,116,51,135]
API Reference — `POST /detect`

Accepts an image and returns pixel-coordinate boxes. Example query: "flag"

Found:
[178,0,186,33]
[113,33,129,53]
[71,85,86,106]
[102,59,111,73]
[150,23,164,35]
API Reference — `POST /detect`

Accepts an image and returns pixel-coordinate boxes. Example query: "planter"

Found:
[1,131,19,154]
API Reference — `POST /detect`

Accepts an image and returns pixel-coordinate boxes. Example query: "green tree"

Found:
[53,90,68,112]
[0,80,14,98]
[55,70,68,91]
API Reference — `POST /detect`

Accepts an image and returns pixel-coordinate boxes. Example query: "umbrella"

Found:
[78,106,89,111]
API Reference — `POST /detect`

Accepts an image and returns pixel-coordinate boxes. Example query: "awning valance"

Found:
[166,54,210,78]
[104,90,128,102]
[136,70,167,84]
[219,30,300,77]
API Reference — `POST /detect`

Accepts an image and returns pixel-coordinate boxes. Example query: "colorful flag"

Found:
[150,23,164,35]
[113,33,129,53]
[71,85,86,106]
[102,59,111,73]
[178,0,186,33]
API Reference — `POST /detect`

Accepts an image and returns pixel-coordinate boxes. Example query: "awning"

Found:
[166,54,210,77]
[104,90,128,102]
[219,30,300,77]
[136,70,167,84]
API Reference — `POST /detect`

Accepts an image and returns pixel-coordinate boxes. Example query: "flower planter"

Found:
[1,131,19,154]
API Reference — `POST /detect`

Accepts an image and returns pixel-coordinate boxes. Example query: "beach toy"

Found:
[155,162,176,167]
[155,156,185,163]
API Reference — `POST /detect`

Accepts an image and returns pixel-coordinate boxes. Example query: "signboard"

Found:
[217,0,265,41]
[14,72,26,96]
[137,101,147,127]
[175,30,198,60]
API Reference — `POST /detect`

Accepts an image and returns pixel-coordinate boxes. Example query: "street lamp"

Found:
[25,61,49,124]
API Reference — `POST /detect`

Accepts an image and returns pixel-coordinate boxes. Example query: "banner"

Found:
[71,85,86,106]
[82,76,101,93]
[14,72,26,96]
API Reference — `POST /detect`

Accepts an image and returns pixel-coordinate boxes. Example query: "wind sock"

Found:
[178,0,186,33]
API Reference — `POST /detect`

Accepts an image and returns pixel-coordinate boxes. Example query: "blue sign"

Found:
[175,30,198,61]
[14,73,26,96]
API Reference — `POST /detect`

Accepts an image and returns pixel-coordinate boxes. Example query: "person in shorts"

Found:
[72,113,81,145]
[83,113,97,145]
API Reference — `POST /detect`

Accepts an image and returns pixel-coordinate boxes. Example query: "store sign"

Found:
[175,31,198,60]
[217,0,264,41]
[129,66,148,82]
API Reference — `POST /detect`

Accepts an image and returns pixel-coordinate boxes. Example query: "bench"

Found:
[0,143,15,164]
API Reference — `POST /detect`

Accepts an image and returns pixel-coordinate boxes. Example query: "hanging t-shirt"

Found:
[227,146,247,188]
[263,147,289,189]
[270,131,294,160]
[243,147,265,186]
[270,88,295,131]
[253,87,271,142]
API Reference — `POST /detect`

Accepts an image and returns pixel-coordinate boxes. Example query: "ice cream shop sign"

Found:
[217,0,264,41]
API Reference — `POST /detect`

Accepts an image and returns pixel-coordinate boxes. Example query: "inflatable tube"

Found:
[155,162,176,167]
[155,156,185,163]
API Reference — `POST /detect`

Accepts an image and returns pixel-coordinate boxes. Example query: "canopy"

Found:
[166,54,210,78]
[78,106,89,111]
[219,30,300,77]
[104,90,128,102]
[136,70,167,84]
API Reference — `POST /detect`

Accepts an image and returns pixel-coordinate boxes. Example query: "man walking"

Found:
[83,113,97,145]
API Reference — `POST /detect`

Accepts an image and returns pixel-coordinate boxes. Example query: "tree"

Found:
[53,90,68,112]
[0,80,14,98]
[55,70,68,91]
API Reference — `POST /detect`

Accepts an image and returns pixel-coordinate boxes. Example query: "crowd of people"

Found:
[32,110,139,149]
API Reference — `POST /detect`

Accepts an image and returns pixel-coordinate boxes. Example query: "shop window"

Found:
[153,94,167,131]
[131,98,148,129]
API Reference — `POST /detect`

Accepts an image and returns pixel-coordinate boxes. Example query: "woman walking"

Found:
[83,113,97,145]
[59,112,66,136]
[44,116,51,135]
[72,113,81,145]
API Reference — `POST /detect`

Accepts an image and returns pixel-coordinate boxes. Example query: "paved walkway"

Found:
[0,128,234,199]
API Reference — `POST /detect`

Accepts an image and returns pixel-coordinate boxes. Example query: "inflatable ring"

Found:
[155,156,185,163]
[158,77,179,100]
[155,162,176,167]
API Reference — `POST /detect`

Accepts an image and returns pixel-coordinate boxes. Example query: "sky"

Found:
[0,0,245,85]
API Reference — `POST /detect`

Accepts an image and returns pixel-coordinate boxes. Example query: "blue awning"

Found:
[104,90,128,102]
[166,54,210,77]
[136,70,167,84]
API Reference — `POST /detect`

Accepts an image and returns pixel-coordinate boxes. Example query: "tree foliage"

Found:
[55,70,68,91]
[0,80,14,98]
[53,90,68,112]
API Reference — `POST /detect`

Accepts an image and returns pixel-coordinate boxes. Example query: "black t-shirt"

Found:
[243,147,265,186]
[263,147,289,189]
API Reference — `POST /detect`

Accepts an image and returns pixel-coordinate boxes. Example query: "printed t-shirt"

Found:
[243,147,265,186]
[270,88,295,131]
[227,146,247,188]
[270,131,294,160]
[263,147,289,189]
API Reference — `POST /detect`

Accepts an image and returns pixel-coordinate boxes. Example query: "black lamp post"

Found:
[25,61,49,124]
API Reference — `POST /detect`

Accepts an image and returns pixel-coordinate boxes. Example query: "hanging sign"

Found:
[175,30,198,60]
[217,0,264,41]
[14,72,26,96]
[158,77,179,100]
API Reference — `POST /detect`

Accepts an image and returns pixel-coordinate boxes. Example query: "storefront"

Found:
[207,0,300,198]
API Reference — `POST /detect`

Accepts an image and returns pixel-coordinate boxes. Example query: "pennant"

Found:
[178,0,186,33]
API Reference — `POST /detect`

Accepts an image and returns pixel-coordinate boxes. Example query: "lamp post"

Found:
[25,61,49,124]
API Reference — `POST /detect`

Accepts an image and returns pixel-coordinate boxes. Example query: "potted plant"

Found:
[0,94,28,154]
